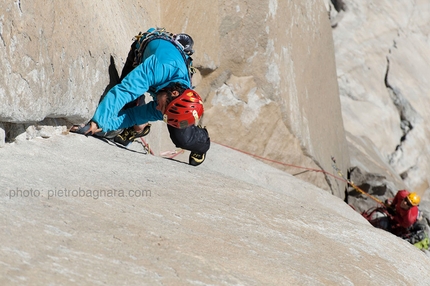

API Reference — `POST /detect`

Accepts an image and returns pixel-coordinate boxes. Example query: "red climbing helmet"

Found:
[163,89,204,129]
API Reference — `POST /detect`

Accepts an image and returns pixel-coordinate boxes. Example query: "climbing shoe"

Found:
[189,151,206,166]
[114,124,151,146]
[96,129,123,139]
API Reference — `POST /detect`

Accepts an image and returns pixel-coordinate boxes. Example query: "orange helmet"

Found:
[163,89,204,129]
[406,192,420,206]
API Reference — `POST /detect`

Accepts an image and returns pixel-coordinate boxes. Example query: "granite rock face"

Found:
[329,0,430,196]
[1,1,430,284]
[0,0,350,196]
[1,134,430,285]
[0,1,157,124]
[164,0,350,196]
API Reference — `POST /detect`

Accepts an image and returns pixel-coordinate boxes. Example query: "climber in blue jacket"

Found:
[71,28,210,166]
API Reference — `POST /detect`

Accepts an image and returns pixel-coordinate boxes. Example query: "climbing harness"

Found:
[361,206,393,222]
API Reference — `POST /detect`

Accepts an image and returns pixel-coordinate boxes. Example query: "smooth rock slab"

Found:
[0,134,429,285]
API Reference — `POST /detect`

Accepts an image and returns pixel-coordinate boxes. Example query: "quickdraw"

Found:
[139,137,154,155]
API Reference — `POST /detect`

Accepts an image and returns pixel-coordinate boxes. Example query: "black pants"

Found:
[168,125,210,154]
[120,40,211,154]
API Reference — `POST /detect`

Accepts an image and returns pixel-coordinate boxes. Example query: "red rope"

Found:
[212,141,346,183]
[212,141,388,208]
[160,149,184,159]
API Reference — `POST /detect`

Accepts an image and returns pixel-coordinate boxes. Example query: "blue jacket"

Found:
[92,38,192,132]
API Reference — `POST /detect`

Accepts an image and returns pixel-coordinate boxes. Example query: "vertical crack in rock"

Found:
[0,33,5,47]
[0,15,5,47]
[17,0,23,14]
[19,72,30,89]
[384,56,417,172]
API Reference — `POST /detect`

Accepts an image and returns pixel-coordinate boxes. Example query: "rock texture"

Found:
[0,0,157,123]
[329,0,430,196]
[1,134,430,285]
[1,1,430,283]
[195,0,350,196]
[0,0,350,197]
